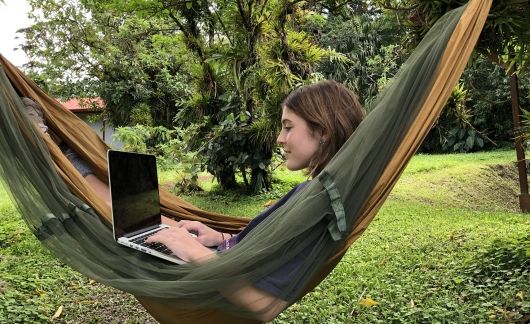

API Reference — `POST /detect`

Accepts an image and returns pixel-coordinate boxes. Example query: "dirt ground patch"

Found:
[455,163,520,212]
[391,162,522,212]
[488,163,519,182]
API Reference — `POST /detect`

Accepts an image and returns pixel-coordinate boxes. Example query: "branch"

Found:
[213,7,234,46]
[376,1,417,11]
[465,79,510,106]
[484,50,508,71]
[166,8,189,39]
[236,0,251,32]
[464,120,497,147]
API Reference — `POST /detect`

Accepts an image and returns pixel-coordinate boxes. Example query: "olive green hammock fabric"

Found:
[0,0,491,322]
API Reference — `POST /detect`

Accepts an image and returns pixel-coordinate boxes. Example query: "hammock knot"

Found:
[80,203,92,212]
[67,201,91,216]
[34,213,60,240]
[44,212,57,222]
[318,171,347,241]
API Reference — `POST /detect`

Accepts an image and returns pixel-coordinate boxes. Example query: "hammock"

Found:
[0,0,491,322]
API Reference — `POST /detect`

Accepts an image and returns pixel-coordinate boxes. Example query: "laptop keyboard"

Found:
[130,230,173,256]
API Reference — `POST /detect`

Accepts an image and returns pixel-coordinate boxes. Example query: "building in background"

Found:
[58,97,123,149]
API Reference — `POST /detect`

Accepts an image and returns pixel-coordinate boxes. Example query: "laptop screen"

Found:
[108,150,161,240]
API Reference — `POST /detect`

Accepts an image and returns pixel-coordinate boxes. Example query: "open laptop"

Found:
[107,150,186,264]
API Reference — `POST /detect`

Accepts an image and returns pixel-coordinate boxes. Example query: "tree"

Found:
[385,0,530,73]
[377,0,530,152]
[311,5,407,108]
[21,0,192,128]
[21,0,339,193]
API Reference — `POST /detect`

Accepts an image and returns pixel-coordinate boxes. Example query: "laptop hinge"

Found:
[122,224,161,239]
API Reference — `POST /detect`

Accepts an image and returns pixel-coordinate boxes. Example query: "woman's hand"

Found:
[175,220,225,247]
[145,227,215,263]
[161,216,179,227]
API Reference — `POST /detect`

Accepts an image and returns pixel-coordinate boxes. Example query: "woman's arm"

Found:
[145,227,288,321]
[223,285,288,322]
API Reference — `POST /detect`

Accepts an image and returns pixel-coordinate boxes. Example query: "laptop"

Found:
[107,150,186,264]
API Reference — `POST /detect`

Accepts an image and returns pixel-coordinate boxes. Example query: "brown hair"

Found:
[282,80,365,177]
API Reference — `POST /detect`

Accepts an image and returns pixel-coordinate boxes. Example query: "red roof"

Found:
[58,97,105,113]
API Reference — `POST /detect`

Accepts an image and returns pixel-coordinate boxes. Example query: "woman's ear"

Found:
[317,129,328,145]
[319,129,328,142]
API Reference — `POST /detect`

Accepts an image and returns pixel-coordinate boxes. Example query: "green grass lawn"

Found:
[1,149,529,322]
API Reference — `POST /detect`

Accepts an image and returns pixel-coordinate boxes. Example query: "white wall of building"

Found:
[76,113,123,149]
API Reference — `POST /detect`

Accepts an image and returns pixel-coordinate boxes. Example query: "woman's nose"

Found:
[277,131,285,144]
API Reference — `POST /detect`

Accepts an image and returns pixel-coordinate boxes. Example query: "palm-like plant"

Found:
[204,0,343,192]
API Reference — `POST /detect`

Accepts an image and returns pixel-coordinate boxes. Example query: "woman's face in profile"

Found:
[277,106,321,172]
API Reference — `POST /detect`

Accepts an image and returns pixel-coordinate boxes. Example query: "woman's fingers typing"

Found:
[176,221,223,247]
[145,227,215,263]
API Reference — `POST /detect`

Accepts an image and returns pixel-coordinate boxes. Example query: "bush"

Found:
[112,124,202,192]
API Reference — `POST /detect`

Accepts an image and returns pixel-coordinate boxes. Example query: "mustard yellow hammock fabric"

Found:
[0,0,491,322]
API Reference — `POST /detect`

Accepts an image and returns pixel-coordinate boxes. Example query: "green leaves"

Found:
[22,0,192,127]
[165,0,334,192]
[400,0,530,74]
[444,128,485,153]
[315,11,404,106]
[459,234,530,322]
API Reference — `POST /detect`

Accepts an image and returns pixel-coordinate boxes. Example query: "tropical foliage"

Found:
[389,0,530,68]
[313,4,406,108]
[18,0,530,188]
[380,0,530,153]
[21,0,344,192]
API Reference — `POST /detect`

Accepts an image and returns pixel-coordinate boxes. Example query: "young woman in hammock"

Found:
[23,80,364,320]
[145,80,365,320]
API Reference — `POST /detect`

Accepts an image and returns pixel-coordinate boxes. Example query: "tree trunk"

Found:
[250,167,271,193]
[218,168,238,190]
